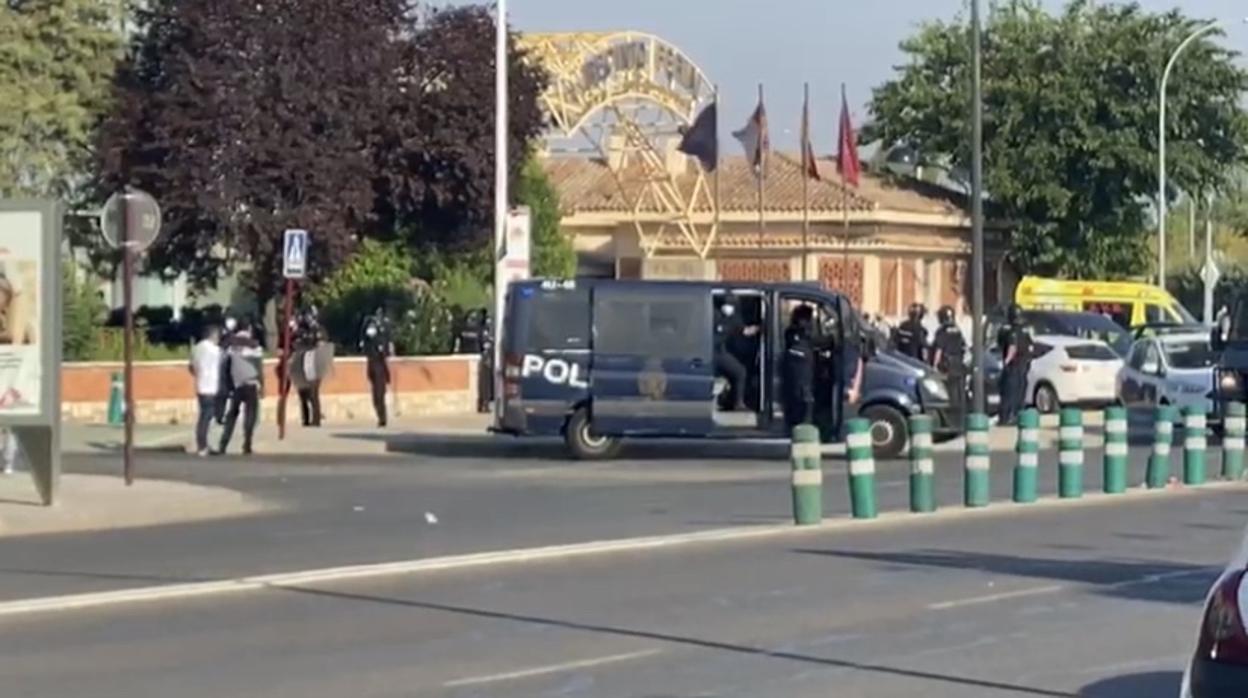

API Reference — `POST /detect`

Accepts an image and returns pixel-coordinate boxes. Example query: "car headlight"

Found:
[1219,371,1242,396]
[922,376,950,401]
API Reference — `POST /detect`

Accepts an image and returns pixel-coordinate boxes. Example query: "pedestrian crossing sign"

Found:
[283,229,308,279]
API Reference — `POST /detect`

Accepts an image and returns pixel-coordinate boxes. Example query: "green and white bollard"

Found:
[1223,402,1246,481]
[964,412,990,508]
[909,414,935,513]
[1013,408,1040,503]
[107,372,125,426]
[1058,408,1084,499]
[1183,405,1208,486]
[846,418,877,519]
[1146,405,1176,489]
[790,424,823,525]
[1103,405,1128,494]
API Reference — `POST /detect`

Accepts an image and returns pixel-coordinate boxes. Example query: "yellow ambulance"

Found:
[1014,276,1196,328]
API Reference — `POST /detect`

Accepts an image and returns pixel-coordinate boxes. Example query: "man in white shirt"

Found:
[190,325,222,456]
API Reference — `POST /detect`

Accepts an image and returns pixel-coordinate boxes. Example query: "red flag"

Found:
[837,86,861,188]
[733,99,769,177]
[801,92,820,180]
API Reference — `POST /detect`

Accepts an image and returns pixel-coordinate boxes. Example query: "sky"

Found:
[441,0,1248,151]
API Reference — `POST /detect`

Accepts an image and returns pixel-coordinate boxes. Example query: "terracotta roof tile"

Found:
[543,153,966,217]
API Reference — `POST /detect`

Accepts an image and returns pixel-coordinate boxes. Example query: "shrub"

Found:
[62,262,107,362]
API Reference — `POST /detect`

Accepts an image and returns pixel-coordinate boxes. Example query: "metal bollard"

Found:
[1146,405,1176,489]
[1224,402,1246,481]
[964,413,991,508]
[790,424,823,526]
[107,372,125,426]
[1058,408,1084,498]
[909,414,935,513]
[1183,405,1207,486]
[846,418,877,519]
[1103,405,1128,494]
[1013,408,1040,503]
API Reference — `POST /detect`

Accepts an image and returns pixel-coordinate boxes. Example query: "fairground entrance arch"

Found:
[520,32,718,258]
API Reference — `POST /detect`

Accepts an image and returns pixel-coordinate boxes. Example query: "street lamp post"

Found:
[970,0,987,415]
[493,0,508,421]
[1158,20,1222,290]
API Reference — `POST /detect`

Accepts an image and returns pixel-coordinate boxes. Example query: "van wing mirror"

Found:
[1141,360,1161,376]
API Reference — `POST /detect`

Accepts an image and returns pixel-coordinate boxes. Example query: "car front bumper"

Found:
[1188,656,1248,697]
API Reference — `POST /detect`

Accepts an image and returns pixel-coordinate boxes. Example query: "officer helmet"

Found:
[907,303,922,321]
[1006,303,1023,324]
[938,305,955,326]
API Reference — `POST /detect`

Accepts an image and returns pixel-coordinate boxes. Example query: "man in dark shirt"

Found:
[931,305,967,412]
[894,303,928,361]
[782,305,817,430]
[997,304,1032,425]
[361,309,394,428]
[714,296,758,411]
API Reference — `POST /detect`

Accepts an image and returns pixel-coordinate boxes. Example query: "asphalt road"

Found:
[5,485,1244,698]
[0,435,1201,602]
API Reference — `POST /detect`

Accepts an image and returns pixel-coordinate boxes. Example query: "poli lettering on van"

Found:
[283,229,309,279]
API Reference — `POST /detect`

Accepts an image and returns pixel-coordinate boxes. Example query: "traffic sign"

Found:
[1202,258,1221,288]
[283,229,309,279]
[101,188,162,251]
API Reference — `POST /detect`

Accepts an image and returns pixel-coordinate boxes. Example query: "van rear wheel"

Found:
[565,408,622,460]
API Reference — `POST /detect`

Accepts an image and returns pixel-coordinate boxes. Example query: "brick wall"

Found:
[62,355,479,425]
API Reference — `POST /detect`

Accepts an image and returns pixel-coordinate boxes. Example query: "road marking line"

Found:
[927,585,1066,610]
[442,649,661,687]
[0,482,1242,618]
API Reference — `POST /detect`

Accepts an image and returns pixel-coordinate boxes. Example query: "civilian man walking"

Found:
[190,325,222,457]
[219,319,264,455]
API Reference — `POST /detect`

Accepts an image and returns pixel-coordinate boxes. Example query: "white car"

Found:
[1025,335,1123,413]
[1181,525,1248,696]
[1117,332,1216,413]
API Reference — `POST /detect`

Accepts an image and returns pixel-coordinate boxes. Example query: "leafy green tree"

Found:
[864,0,1248,278]
[0,0,121,198]
[61,261,105,361]
[310,240,415,351]
[516,156,576,278]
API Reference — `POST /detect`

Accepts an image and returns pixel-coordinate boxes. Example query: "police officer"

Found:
[997,303,1032,426]
[930,305,967,411]
[894,303,928,361]
[361,308,394,428]
[714,296,758,411]
[215,314,239,424]
[294,306,324,427]
[782,305,817,430]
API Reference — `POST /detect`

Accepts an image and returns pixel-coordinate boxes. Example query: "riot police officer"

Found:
[782,305,817,430]
[361,308,394,427]
[997,303,1033,426]
[894,303,928,361]
[294,306,324,427]
[930,305,967,411]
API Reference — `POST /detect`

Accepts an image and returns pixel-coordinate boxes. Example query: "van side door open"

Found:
[590,285,715,435]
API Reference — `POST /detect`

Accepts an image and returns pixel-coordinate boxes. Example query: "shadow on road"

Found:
[278,584,1077,697]
[793,548,1219,604]
[367,434,800,462]
[1080,671,1182,697]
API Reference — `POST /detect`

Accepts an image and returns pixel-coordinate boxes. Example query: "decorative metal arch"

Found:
[521,32,719,258]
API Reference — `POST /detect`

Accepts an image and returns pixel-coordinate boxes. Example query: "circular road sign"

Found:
[101,188,163,251]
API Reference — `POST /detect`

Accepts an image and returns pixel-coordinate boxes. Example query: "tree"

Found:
[864,0,1248,278]
[372,5,548,251]
[516,155,576,278]
[0,0,121,198]
[91,0,413,310]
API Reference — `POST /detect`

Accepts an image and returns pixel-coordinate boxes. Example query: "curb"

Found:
[1,479,1244,619]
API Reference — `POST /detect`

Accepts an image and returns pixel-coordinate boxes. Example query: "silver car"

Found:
[1117,332,1217,411]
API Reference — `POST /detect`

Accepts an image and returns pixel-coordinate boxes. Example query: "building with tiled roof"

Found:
[542,148,1013,318]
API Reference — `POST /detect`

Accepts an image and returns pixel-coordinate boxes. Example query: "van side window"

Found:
[1083,302,1131,329]
[527,292,591,352]
[597,294,708,359]
[1145,304,1167,325]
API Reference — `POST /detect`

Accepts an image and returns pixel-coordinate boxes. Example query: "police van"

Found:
[495,279,962,459]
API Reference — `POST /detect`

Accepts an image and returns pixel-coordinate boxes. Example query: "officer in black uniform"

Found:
[997,303,1032,426]
[294,306,323,427]
[361,308,393,428]
[930,305,967,411]
[782,305,817,431]
[714,296,757,411]
[894,303,928,361]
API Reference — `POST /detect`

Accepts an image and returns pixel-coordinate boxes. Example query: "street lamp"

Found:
[1158,19,1241,289]
[493,0,508,421]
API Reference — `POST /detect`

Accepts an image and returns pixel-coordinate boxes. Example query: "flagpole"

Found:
[801,82,810,283]
[757,83,766,253]
[841,83,851,273]
[714,85,721,249]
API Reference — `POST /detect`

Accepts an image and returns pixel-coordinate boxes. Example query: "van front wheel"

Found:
[565,408,622,460]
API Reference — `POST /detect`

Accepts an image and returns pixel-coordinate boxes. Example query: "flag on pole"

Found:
[678,102,718,172]
[733,99,770,177]
[801,90,820,181]
[837,86,861,188]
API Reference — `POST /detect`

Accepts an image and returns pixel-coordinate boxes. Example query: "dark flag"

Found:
[733,99,770,177]
[837,85,861,187]
[678,103,718,172]
[801,91,820,181]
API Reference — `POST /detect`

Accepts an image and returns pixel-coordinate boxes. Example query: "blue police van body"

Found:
[495,279,962,459]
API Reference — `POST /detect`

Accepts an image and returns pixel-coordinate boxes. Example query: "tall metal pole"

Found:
[970,0,987,415]
[1204,190,1216,325]
[121,191,135,485]
[1159,20,1221,289]
[1189,194,1197,259]
[757,83,766,251]
[491,0,508,421]
[801,82,811,282]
